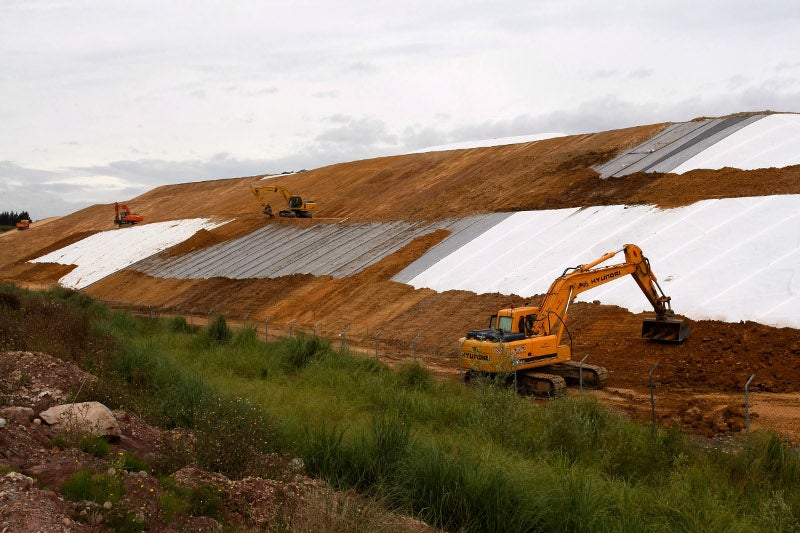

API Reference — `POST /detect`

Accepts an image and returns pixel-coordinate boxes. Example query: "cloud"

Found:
[315,116,398,149]
[313,90,340,99]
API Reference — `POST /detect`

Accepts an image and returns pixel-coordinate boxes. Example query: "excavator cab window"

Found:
[497,316,513,332]
[488,314,497,329]
[289,196,303,208]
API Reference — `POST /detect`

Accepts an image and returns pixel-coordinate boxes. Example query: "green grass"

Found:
[3,284,800,532]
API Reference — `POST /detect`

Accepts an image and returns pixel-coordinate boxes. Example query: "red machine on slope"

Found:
[114,203,144,227]
[459,244,690,395]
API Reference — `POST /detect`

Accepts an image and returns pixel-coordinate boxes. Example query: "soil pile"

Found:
[1,118,799,441]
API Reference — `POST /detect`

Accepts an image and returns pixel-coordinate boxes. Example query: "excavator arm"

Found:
[252,186,292,204]
[532,244,688,342]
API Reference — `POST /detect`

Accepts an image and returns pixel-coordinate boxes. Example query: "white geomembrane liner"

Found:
[672,114,800,173]
[405,195,800,328]
[408,133,566,153]
[30,218,225,289]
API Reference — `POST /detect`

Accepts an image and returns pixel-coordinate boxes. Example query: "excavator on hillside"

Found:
[15,219,30,230]
[250,185,317,218]
[460,244,690,395]
[114,202,144,227]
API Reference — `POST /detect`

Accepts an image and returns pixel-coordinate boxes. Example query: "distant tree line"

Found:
[0,211,31,226]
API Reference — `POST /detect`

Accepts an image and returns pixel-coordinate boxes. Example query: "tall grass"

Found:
[3,284,800,531]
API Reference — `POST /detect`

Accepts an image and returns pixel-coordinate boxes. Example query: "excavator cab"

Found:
[641,316,690,342]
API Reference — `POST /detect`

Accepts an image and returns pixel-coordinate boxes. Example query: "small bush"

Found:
[115,450,149,473]
[273,333,332,371]
[168,315,192,333]
[396,361,433,391]
[193,394,280,479]
[232,325,259,347]
[187,484,223,518]
[61,468,125,503]
[205,314,232,344]
[79,434,110,458]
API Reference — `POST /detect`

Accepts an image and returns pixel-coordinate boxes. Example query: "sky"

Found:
[2,1,800,219]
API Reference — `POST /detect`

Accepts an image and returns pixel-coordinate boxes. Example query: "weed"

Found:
[187,484,223,518]
[168,315,193,333]
[205,314,232,344]
[395,361,433,391]
[193,394,280,479]
[79,434,110,458]
[61,468,125,504]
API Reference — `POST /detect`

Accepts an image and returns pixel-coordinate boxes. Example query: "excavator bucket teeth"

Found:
[641,317,690,342]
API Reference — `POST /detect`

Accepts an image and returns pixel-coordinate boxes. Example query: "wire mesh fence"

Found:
[93,299,799,445]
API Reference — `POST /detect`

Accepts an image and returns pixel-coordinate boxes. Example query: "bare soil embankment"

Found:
[2,119,800,439]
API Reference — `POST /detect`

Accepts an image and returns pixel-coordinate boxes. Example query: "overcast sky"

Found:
[2,1,799,219]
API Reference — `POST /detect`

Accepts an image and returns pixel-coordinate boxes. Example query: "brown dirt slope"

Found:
[2,118,800,441]
[5,119,800,276]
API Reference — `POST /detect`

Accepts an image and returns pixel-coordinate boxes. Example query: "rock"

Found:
[5,472,35,490]
[1,407,35,424]
[103,501,112,510]
[38,402,120,438]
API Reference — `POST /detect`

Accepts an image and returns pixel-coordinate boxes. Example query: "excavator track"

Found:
[539,361,610,389]
[517,371,567,396]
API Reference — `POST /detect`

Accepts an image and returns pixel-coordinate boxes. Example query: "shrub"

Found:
[79,434,110,458]
[273,333,332,371]
[61,468,125,503]
[396,361,433,391]
[205,314,232,344]
[168,315,192,333]
[232,325,259,347]
[193,394,280,479]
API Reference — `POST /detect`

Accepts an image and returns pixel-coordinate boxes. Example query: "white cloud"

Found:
[0,1,798,218]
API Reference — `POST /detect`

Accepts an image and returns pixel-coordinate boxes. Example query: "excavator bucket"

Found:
[641,317,690,342]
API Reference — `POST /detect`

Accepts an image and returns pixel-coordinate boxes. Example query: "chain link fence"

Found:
[91,299,798,445]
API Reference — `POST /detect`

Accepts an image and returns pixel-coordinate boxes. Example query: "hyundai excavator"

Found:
[459,244,690,395]
[114,202,144,227]
[250,185,317,218]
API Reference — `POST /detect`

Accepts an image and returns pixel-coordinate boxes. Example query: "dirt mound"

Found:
[2,118,800,443]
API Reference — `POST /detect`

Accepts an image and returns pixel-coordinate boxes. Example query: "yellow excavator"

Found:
[250,185,317,218]
[459,244,690,395]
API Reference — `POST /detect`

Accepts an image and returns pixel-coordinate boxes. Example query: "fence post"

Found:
[745,374,755,444]
[148,305,152,319]
[264,317,270,342]
[190,307,196,325]
[513,348,518,394]
[340,325,349,350]
[649,362,659,427]
[374,328,383,359]
[579,353,589,400]
[289,319,297,337]
[313,321,321,336]
[412,333,421,362]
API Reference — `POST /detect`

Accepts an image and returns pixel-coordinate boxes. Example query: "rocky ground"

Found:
[0,351,438,532]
